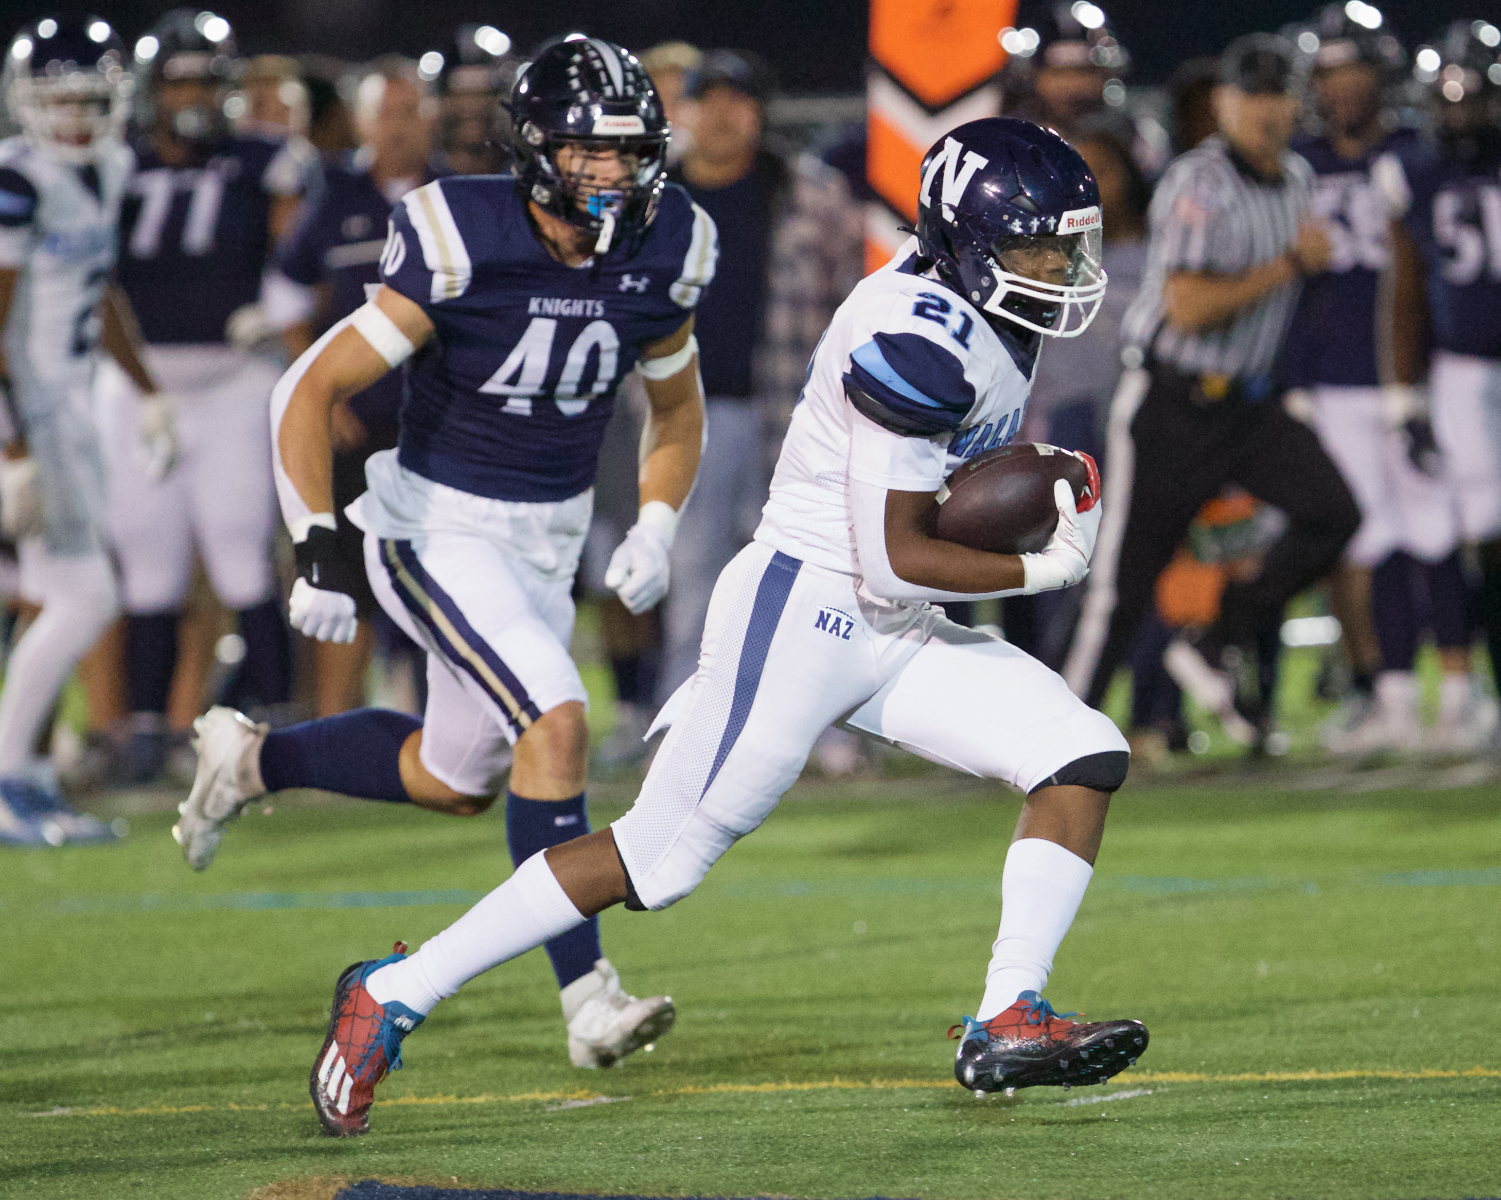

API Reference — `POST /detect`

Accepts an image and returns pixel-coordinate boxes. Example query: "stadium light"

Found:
[1298,31,1320,54]
[1070,2,1106,30]
[135,34,159,62]
[36,18,56,38]
[197,13,231,43]
[1344,1,1383,31]
[418,50,445,80]
[10,36,30,60]
[474,25,511,57]
[1475,22,1500,48]
[999,27,1041,56]
[87,20,112,43]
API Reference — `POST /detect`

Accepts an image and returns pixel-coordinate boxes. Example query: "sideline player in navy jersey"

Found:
[95,9,315,779]
[273,57,446,716]
[1278,6,1488,753]
[1387,20,1501,726]
[177,39,716,1079]
[296,118,1147,1139]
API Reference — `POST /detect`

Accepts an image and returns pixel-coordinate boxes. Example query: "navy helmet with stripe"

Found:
[916,117,1106,339]
[510,36,669,257]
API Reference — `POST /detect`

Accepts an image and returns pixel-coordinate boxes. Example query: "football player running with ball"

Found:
[178,39,715,1075]
[303,117,1147,1138]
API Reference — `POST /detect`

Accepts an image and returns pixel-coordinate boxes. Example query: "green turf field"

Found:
[2,775,1498,1200]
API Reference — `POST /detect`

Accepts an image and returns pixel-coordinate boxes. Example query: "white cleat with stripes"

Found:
[562,957,676,1068]
[172,706,269,871]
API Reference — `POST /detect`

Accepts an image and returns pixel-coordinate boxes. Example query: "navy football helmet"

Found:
[510,36,669,256]
[3,16,131,164]
[133,9,238,144]
[1295,4,1406,79]
[916,117,1106,338]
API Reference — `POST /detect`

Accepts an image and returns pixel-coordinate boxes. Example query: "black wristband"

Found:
[293,524,366,598]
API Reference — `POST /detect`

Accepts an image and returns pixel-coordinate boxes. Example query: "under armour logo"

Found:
[619,274,649,292]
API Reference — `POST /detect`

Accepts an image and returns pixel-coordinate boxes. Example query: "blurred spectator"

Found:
[639,41,703,162]
[274,57,441,715]
[234,55,309,139]
[1064,33,1360,746]
[657,49,862,709]
[1167,57,1222,154]
[1002,2,1166,174]
[438,26,517,175]
[301,59,359,160]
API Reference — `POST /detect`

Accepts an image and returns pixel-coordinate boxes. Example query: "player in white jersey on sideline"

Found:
[301,118,1147,1138]
[0,16,173,847]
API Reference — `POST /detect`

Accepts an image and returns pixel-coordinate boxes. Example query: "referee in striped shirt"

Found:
[1064,34,1360,741]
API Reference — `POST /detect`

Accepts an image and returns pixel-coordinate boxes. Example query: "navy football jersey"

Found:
[379,175,718,503]
[1278,130,1423,388]
[1401,131,1501,360]
[278,157,445,434]
[117,133,314,345]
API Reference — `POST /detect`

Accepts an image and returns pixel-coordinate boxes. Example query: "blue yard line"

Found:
[10,867,1499,918]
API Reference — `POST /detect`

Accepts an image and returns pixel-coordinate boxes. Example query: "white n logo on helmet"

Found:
[920,137,990,221]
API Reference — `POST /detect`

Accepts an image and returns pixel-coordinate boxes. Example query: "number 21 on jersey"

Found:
[479,317,620,417]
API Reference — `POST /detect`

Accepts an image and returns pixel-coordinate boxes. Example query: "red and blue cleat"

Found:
[310,942,424,1136]
[950,991,1147,1092]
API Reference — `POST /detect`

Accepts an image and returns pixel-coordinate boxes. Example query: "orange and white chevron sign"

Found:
[866,0,1017,273]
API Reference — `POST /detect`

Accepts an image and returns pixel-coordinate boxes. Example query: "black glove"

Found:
[1403,417,1443,478]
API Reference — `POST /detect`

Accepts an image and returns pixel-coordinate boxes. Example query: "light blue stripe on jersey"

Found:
[849,339,948,410]
[701,550,802,799]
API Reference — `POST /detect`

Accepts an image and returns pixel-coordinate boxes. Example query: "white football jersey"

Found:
[0,135,133,410]
[756,236,1039,574]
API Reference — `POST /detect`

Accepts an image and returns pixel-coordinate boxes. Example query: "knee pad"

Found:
[1029,750,1130,795]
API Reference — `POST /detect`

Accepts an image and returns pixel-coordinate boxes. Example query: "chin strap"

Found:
[594,210,617,255]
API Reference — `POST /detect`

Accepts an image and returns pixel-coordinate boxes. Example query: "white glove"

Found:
[0,456,45,540]
[136,394,179,483]
[604,502,677,615]
[288,576,359,644]
[1020,479,1102,595]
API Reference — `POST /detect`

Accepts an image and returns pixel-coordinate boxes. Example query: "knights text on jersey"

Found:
[0,136,133,393]
[755,237,1036,574]
[1278,129,1423,388]
[117,133,314,345]
[379,175,717,503]
[1399,134,1501,360]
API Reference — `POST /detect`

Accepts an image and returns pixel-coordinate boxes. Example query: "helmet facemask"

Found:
[979,211,1107,338]
[522,124,668,255]
[9,71,130,165]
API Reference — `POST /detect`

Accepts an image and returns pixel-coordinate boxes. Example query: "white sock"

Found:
[976,838,1094,1021]
[365,851,584,1016]
[0,552,118,774]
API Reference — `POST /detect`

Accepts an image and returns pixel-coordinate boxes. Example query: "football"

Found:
[935,443,1101,555]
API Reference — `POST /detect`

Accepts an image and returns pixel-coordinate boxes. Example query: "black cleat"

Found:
[950,991,1148,1092]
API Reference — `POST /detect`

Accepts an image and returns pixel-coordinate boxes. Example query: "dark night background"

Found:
[0,0,1487,88]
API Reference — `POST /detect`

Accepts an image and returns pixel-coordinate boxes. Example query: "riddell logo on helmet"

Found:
[592,115,646,135]
[1059,207,1102,233]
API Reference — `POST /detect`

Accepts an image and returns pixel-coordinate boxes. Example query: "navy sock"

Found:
[506,791,601,990]
[230,598,293,709]
[126,612,178,714]
[1372,552,1420,672]
[259,709,420,801]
